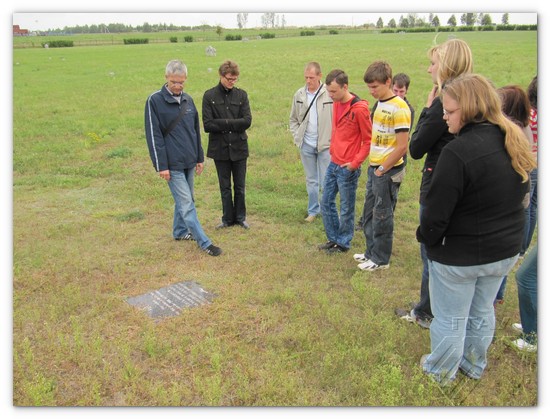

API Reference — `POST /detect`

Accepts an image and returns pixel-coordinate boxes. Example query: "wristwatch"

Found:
[377,165,385,173]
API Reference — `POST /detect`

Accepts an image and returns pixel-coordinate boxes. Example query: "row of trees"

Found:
[238,12,512,30]
[38,22,212,35]
[31,12,517,35]
[375,12,510,29]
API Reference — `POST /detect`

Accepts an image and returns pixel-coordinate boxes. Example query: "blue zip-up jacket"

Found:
[145,84,204,172]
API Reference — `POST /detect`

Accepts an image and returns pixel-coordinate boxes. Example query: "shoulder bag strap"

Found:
[161,101,188,137]
[301,83,323,123]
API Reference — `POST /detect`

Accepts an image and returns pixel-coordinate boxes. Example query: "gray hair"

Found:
[165,60,188,76]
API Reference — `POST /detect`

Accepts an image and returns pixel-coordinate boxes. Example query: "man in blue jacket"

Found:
[145,59,222,256]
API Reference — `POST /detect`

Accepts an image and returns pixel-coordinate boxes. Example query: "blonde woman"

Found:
[396,38,473,328]
[417,74,536,384]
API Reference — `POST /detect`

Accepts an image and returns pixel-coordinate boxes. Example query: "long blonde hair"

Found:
[442,74,536,182]
[429,38,473,91]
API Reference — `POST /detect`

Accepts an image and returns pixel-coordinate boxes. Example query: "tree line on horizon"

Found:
[24,12,517,35]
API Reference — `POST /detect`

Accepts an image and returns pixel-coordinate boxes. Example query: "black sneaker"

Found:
[318,241,336,250]
[204,244,222,256]
[325,244,349,254]
[175,233,195,241]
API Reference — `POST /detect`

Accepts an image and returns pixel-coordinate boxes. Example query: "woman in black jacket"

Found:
[417,74,536,384]
[396,38,473,328]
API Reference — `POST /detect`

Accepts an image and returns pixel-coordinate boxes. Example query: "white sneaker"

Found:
[512,338,537,352]
[353,253,368,262]
[358,260,389,271]
[512,323,523,333]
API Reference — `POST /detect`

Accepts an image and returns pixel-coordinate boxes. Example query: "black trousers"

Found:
[214,158,247,225]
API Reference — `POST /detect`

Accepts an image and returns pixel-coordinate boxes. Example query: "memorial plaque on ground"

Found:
[126,281,216,319]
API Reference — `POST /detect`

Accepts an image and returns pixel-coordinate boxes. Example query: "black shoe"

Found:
[175,233,195,241]
[325,244,349,254]
[237,221,250,229]
[204,244,222,256]
[216,222,232,229]
[318,241,336,250]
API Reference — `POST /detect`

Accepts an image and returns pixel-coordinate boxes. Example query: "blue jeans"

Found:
[167,169,212,250]
[414,205,432,319]
[423,256,518,383]
[522,168,538,254]
[300,143,330,216]
[516,243,537,344]
[321,161,361,249]
[361,165,404,265]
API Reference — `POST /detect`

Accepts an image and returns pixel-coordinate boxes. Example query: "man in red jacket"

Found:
[318,69,372,253]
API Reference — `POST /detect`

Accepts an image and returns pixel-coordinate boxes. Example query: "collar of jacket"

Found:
[456,121,492,136]
[217,81,235,94]
[162,84,186,104]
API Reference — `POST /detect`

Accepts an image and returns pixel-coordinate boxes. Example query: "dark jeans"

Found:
[495,275,507,303]
[362,165,403,265]
[414,204,433,319]
[214,158,247,225]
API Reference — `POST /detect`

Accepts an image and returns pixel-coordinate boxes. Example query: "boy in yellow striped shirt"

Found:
[354,61,411,272]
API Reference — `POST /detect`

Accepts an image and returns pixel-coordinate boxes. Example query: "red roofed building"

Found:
[13,25,30,36]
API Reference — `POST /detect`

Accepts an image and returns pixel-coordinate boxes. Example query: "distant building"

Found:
[13,25,30,36]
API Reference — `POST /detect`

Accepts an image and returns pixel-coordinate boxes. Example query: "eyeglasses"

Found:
[443,108,460,116]
[223,75,239,83]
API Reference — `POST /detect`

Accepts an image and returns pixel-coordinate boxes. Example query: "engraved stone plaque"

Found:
[127,281,216,319]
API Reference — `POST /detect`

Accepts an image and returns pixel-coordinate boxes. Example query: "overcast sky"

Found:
[13,12,538,31]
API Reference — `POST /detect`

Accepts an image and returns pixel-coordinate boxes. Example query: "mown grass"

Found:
[13,31,537,406]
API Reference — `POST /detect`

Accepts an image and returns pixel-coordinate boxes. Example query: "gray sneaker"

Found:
[358,260,389,271]
[395,308,431,329]
[416,315,432,329]
[395,307,415,323]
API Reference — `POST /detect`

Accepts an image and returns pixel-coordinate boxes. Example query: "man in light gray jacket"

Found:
[289,62,333,222]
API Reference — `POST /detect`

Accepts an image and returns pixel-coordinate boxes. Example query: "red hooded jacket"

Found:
[330,94,372,169]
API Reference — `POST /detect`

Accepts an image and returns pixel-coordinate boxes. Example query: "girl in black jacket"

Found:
[418,74,536,384]
[396,38,473,327]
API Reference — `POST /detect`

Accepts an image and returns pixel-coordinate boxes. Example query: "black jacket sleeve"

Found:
[409,97,449,160]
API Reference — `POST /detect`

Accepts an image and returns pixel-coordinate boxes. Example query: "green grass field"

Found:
[13,30,537,406]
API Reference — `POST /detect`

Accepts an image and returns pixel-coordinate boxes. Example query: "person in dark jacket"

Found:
[202,60,252,229]
[395,39,473,328]
[418,74,536,384]
[145,59,222,256]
